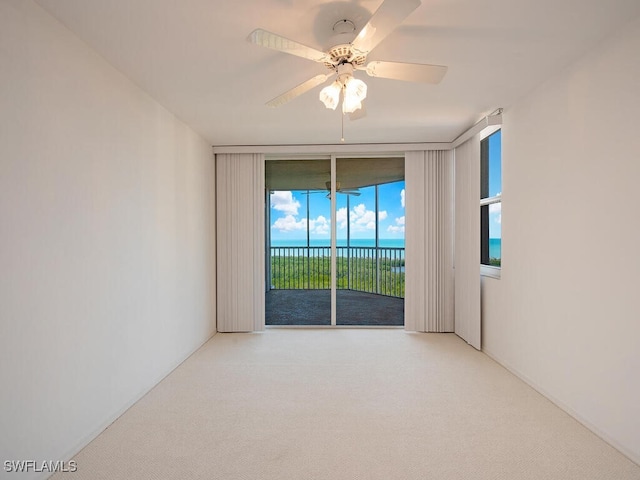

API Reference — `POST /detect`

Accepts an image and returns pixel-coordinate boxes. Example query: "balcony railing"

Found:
[269,246,405,298]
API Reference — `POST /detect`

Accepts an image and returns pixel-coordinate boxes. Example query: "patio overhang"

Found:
[265,157,404,191]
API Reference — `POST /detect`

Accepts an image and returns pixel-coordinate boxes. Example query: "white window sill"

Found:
[481,265,501,279]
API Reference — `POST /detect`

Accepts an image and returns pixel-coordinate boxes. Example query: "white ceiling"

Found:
[36,0,640,147]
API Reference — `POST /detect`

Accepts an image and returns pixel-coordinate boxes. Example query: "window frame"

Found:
[480,127,502,279]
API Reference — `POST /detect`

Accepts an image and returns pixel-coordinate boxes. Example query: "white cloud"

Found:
[336,207,348,230]
[387,216,405,234]
[334,203,390,232]
[401,189,405,208]
[489,202,502,224]
[272,214,331,235]
[310,215,329,235]
[270,191,300,216]
[349,203,387,232]
[353,203,366,217]
[273,202,391,235]
[272,215,307,232]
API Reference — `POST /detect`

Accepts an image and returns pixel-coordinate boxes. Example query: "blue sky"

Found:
[488,130,502,240]
[270,180,406,243]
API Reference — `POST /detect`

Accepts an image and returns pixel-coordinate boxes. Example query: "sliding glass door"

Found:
[265,156,404,326]
[335,158,405,326]
[265,159,332,325]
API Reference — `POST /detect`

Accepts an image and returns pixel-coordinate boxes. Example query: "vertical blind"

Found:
[405,150,455,332]
[216,153,265,332]
[454,137,481,349]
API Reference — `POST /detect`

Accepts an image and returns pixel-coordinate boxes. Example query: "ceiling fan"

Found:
[305,181,361,198]
[326,181,361,197]
[248,0,447,114]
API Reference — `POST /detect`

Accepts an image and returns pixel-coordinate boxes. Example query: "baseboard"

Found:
[37,329,218,480]
[482,347,640,467]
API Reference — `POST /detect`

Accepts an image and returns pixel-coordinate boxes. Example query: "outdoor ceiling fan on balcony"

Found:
[248,0,447,115]
[308,182,360,198]
[326,181,360,198]
[305,181,361,198]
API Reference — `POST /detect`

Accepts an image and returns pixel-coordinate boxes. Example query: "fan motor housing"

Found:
[325,44,366,69]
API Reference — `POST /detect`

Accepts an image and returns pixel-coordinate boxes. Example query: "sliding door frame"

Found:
[265,152,405,327]
[330,155,337,326]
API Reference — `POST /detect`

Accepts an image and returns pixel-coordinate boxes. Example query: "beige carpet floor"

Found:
[54,330,640,480]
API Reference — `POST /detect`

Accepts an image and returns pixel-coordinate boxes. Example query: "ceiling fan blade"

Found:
[365,61,447,84]
[341,190,361,196]
[302,190,327,195]
[266,74,332,107]
[351,0,421,56]
[249,29,331,63]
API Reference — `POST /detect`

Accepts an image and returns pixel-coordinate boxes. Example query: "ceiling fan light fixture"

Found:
[345,77,367,102]
[341,76,366,113]
[319,81,341,110]
[342,96,362,114]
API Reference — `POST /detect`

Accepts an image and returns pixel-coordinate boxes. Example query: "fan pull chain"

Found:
[340,82,347,142]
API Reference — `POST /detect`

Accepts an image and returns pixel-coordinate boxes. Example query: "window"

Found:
[480,129,501,276]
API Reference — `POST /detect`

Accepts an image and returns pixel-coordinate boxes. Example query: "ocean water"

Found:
[489,238,501,259]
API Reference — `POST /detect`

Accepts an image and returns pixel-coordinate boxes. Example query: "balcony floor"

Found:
[266,289,404,326]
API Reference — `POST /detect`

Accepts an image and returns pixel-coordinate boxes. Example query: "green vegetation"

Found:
[271,255,405,298]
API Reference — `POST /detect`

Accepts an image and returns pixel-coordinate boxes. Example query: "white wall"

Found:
[482,16,640,464]
[0,0,216,476]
